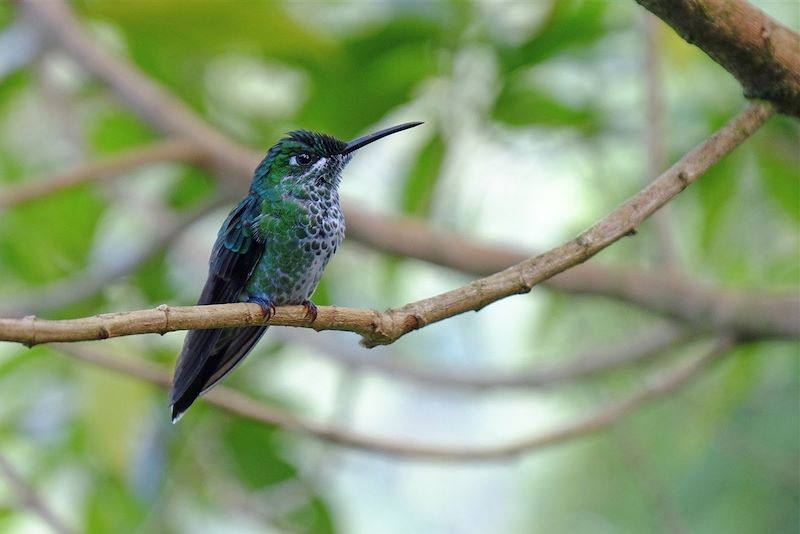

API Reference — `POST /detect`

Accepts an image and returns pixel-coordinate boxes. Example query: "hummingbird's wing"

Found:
[170,195,266,421]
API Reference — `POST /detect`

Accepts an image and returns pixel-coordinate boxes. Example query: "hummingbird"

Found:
[170,121,422,421]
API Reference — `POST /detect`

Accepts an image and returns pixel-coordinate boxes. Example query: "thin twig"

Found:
[0,139,206,210]
[0,452,74,534]
[53,338,735,460]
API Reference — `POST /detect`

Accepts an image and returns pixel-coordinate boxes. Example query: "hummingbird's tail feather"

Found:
[200,325,269,395]
[170,325,269,423]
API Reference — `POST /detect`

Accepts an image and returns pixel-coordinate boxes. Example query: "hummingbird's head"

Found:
[253,122,422,194]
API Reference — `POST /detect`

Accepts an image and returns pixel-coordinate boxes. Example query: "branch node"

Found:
[157,303,170,335]
[97,324,110,340]
[515,270,533,294]
[625,227,638,237]
[406,312,424,331]
[23,315,37,348]
[469,280,490,310]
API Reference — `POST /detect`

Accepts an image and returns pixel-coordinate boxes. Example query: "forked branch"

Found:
[11,0,795,339]
[1,103,792,348]
[636,0,800,117]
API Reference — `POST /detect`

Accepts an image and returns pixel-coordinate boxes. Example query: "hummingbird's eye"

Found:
[292,153,313,166]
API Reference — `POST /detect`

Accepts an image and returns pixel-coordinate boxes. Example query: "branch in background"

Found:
[13,0,796,341]
[54,338,735,461]
[0,139,206,210]
[302,363,363,487]
[634,0,800,117]
[16,0,256,180]
[0,452,74,534]
[279,323,689,390]
[0,197,225,317]
[343,207,796,339]
[642,12,681,269]
[380,104,784,345]
[0,104,795,346]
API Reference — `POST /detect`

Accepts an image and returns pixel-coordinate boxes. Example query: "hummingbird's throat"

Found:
[311,154,350,187]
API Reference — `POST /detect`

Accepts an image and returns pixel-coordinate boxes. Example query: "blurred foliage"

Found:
[0,1,797,533]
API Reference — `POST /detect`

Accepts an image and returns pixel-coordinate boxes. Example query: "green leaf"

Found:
[693,151,740,253]
[497,0,610,72]
[286,496,337,534]
[165,167,215,211]
[131,251,175,303]
[493,78,599,130]
[402,133,445,217]
[0,2,11,26]
[0,70,29,118]
[296,17,441,137]
[85,471,147,534]
[89,110,155,154]
[78,0,334,113]
[756,117,800,222]
[222,419,297,489]
[311,277,332,307]
[0,186,105,285]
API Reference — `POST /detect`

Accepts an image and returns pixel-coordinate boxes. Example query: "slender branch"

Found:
[343,207,796,339]
[54,338,735,461]
[634,0,800,117]
[13,0,795,339]
[0,104,795,346]
[0,452,74,534]
[0,139,206,210]
[278,323,689,390]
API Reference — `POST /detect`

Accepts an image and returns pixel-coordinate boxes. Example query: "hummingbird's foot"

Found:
[249,296,277,320]
[301,300,318,322]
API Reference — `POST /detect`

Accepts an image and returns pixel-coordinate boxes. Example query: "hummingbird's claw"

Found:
[301,300,318,322]
[250,296,277,320]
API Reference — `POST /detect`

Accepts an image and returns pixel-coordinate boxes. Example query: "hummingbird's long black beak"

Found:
[341,122,423,155]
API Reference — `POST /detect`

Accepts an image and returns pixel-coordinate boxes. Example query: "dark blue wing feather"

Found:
[170,195,265,420]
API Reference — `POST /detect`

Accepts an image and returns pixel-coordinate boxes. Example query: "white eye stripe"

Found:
[292,156,329,181]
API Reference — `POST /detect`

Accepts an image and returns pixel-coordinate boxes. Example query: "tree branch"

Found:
[280,324,690,390]
[0,139,205,210]
[342,207,797,339]
[0,103,795,346]
[634,0,800,117]
[13,0,795,340]
[54,337,735,461]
